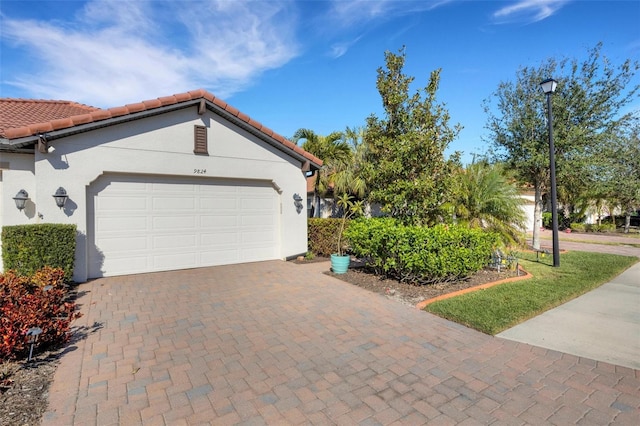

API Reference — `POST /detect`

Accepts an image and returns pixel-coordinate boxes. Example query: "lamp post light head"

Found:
[13,189,29,211]
[540,78,558,94]
[53,187,69,209]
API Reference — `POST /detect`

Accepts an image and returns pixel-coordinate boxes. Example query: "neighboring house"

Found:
[305,174,336,218]
[519,190,537,231]
[0,89,321,282]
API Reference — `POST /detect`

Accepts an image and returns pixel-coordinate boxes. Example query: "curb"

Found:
[415,266,533,310]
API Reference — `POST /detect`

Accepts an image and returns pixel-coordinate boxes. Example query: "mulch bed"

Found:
[296,257,520,307]
[0,353,60,426]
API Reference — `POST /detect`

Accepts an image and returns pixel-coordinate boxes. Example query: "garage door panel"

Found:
[201,231,238,246]
[153,252,197,269]
[104,255,150,275]
[98,236,148,251]
[152,182,196,192]
[200,185,236,193]
[200,215,237,227]
[106,181,148,192]
[153,234,197,249]
[88,175,279,278]
[241,215,275,226]
[242,247,275,259]
[152,197,197,210]
[97,196,148,211]
[97,216,147,232]
[200,250,239,264]
[152,216,197,230]
[202,197,237,210]
[241,230,275,244]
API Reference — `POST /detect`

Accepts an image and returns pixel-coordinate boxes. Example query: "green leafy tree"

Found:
[595,120,640,232]
[484,43,639,248]
[452,162,527,247]
[363,46,461,225]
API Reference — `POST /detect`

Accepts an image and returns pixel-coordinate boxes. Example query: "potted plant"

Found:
[331,194,363,274]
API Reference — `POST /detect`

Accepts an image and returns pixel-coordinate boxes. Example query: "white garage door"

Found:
[87,174,280,278]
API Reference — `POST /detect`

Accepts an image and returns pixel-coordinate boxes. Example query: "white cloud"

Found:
[327,0,453,28]
[492,0,570,24]
[330,36,363,59]
[1,0,300,107]
[323,0,454,57]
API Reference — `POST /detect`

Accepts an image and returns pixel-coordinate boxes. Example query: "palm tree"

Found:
[331,126,368,199]
[293,128,352,217]
[453,161,527,247]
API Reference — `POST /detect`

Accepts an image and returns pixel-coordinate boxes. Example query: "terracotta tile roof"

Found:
[0,99,100,138]
[0,89,322,167]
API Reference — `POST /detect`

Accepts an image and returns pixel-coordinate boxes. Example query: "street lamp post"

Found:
[540,78,560,267]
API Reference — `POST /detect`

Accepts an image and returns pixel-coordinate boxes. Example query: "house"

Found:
[0,89,321,282]
[305,174,336,218]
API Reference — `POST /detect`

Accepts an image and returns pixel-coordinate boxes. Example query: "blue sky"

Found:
[1,0,639,163]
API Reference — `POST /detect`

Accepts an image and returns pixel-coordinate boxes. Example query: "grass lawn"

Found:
[425,251,638,335]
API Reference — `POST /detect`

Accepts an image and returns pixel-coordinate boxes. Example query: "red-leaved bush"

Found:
[0,267,82,360]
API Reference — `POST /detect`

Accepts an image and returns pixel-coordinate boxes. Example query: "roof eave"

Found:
[0,98,322,170]
[205,102,322,170]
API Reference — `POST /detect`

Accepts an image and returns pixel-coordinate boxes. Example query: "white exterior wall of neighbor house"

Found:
[520,193,536,232]
[1,107,308,282]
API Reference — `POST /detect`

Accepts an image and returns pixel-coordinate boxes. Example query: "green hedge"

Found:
[344,218,499,284]
[2,224,76,281]
[308,218,350,257]
[570,222,586,232]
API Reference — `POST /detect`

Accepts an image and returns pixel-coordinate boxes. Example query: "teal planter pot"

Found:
[330,254,350,274]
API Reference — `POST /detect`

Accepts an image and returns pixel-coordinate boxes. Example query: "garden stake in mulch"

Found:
[26,327,42,361]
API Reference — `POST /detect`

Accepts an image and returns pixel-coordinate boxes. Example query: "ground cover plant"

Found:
[0,266,83,425]
[0,267,81,360]
[425,251,637,335]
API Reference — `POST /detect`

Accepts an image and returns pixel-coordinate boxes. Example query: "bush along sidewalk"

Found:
[345,217,499,284]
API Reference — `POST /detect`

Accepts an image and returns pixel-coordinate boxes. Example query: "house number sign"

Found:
[193,169,207,174]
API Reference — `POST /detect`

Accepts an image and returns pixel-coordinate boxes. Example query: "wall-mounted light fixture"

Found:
[13,189,29,211]
[53,187,69,209]
[293,193,303,214]
[38,133,48,154]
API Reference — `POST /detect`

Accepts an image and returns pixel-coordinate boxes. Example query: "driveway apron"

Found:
[43,261,640,425]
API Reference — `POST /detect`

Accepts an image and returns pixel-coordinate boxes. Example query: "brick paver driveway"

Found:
[44,261,639,425]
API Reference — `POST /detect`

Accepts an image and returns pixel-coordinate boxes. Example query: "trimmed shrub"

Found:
[570,223,586,232]
[345,218,499,284]
[308,218,350,257]
[2,224,76,281]
[0,267,82,360]
[597,223,616,233]
[587,223,615,233]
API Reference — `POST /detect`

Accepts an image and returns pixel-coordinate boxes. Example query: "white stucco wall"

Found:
[2,106,308,281]
[0,153,37,272]
[520,193,536,232]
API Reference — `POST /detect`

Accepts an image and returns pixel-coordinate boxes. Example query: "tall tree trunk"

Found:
[532,183,543,250]
[315,193,321,218]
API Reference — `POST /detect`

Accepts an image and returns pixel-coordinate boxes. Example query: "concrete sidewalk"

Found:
[498,261,640,370]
